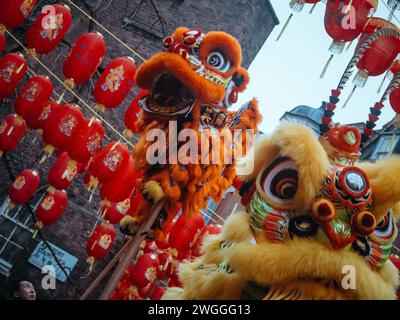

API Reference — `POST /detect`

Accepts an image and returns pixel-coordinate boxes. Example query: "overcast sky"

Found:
[237,0,400,133]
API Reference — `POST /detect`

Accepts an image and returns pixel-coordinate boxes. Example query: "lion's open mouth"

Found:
[141,73,195,115]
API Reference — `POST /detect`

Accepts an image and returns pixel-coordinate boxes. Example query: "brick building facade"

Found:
[0,0,278,299]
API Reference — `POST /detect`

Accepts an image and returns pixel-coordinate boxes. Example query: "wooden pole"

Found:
[98,199,166,300]
[79,236,133,300]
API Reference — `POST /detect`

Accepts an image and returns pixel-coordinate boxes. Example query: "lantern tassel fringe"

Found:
[276,13,294,41]
[320,54,334,79]
[309,3,317,14]
[377,71,389,94]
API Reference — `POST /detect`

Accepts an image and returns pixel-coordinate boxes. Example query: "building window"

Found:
[372,135,399,160]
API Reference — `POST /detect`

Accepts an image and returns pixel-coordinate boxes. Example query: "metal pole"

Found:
[79,236,133,300]
[98,199,166,300]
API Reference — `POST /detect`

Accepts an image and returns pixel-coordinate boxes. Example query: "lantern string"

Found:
[65,0,146,63]
[5,30,134,148]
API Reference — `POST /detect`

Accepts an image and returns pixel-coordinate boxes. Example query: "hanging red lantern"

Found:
[93,57,136,112]
[102,197,132,225]
[169,214,200,252]
[0,53,27,100]
[389,86,400,113]
[138,282,156,299]
[154,214,175,250]
[123,90,148,138]
[86,141,130,189]
[0,25,6,52]
[47,151,82,192]
[168,273,182,288]
[129,253,160,288]
[320,0,376,78]
[0,114,27,157]
[99,156,139,205]
[0,0,38,29]
[34,189,68,229]
[26,4,72,56]
[150,286,165,300]
[66,117,104,164]
[42,103,84,158]
[353,18,400,87]
[325,0,375,53]
[8,169,40,209]
[62,32,106,89]
[14,75,53,125]
[86,220,116,269]
[140,239,159,255]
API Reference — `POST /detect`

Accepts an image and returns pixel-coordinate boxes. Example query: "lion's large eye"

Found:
[260,157,298,208]
[206,50,230,72]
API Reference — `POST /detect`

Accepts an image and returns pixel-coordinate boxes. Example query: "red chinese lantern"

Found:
[150,286,165,300]
[93,57,136,112]
[99,156,139,204]
[168,273,182,288]
[14,75,53,125]
[8,169,40,209]
[0,53,27,100]
[320,0,376,78]
[155,214,175,250]
[129,253,160,288]
[102,197,132,225]
[123,90,148,138]
[377,59,400,93]
[0,25,5,52]
[169,214,200,251]
[138,282,155,299]
[26,4,72,56]
[86,141,130,189]
[62,32,106,89]
[354,18,400,87]
[140,239,159,254]
[0,0,38,29]
[66,117,104,164]
[42,103,84,158]
[0,114,27,157]
[86,220,116,269]
[191,224,221,257]
[157,251,174,280]
[174,245,191,260]
[35,100,62,134]
[389,85,400,114]
[47,151,82,192]
[34,189,68,229]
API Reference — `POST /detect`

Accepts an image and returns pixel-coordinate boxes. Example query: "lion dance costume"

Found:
[165,121,400,300]
[121,28,261,234]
